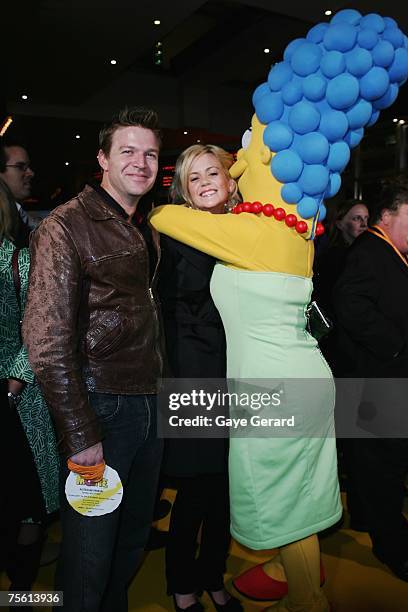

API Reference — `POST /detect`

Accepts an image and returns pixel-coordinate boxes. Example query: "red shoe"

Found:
[232,561,325,601]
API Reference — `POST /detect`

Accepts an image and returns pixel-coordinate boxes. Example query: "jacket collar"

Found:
[78,184,126,222]
[77,183,161,258]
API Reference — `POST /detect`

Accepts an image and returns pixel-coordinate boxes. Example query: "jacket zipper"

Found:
[148,236,164,379]
[120,220,163,379]
[90,250,131,263]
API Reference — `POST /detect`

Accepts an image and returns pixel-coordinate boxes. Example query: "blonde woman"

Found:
[158,145,242,612]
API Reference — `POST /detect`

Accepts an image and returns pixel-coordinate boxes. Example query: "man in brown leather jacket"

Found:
[23,107,164,612]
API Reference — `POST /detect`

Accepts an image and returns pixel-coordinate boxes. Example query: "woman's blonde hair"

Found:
[0,179,19,242]
[170,144,240,209]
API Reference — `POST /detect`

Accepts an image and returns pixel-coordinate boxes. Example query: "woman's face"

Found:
[187,153,234,214]
[336,204,369,244]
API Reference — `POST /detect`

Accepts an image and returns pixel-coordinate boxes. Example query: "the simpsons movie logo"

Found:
[76,476,108,488]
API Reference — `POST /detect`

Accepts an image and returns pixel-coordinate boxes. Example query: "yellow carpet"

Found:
[2,492,408,611]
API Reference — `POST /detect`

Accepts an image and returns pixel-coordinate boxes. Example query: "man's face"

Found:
[0,146,34,201]
[97,126,159,204]
[383,202,408,255]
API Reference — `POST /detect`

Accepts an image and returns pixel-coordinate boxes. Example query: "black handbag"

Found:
[306,300,333,341]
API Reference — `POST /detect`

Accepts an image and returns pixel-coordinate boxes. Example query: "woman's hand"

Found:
[8,378,25,395]
[7,378,25,408]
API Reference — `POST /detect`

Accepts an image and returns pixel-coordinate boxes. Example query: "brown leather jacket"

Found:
[23,185,163,458]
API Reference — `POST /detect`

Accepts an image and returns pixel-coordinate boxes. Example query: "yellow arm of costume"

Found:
[149,205,314,277]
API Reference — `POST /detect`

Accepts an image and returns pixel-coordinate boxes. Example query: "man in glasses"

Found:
[0,140,36,246]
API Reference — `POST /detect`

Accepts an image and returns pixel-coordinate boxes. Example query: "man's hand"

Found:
[70,442,104,466]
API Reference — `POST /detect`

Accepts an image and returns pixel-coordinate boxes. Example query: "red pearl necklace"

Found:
[231,202,325,237]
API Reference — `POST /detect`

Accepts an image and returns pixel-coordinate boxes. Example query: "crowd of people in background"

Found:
[0,150,59,611]
[1,107,408,612]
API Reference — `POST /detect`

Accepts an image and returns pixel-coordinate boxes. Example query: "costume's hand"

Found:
[70,442,104,467]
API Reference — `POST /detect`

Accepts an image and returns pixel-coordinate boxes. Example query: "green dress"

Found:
[210,265,342,549]
[150,205,342,550]
[0,238,59,515]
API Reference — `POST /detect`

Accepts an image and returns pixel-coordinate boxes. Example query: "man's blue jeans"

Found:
[55,393,163,612]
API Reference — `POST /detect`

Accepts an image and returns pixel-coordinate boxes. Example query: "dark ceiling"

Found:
[2,0,408,205]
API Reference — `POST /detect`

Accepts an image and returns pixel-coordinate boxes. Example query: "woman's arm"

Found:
[8,249,35,384]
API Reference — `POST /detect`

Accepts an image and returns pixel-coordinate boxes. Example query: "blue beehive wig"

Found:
[253,9,408,221]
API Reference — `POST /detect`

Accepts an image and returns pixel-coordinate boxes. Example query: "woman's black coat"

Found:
[158,235,227,476]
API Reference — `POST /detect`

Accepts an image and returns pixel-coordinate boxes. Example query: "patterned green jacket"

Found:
[0,238,59,514]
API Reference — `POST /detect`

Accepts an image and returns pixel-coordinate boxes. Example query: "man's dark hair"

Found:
[99,107,162,156]
[370,175,408,225]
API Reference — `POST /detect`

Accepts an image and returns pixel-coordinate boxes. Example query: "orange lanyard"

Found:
[67,459,106,483]
[367,225,408,269]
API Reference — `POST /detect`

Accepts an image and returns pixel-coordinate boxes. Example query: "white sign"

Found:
[65,465,123,517]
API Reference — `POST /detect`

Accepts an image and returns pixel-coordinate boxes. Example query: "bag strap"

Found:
[11,248,23,340]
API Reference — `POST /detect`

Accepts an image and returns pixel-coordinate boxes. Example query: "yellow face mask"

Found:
[230,115,295,214]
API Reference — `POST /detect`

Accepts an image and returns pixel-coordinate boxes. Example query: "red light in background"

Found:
[161,163,175,189]
[162,175,173,188]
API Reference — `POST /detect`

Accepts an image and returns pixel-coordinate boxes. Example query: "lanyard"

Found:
[367,225,408,269]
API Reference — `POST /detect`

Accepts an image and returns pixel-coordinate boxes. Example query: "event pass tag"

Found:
[65,465,123,516]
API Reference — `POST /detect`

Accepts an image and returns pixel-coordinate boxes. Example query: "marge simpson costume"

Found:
[151,9,408,611]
